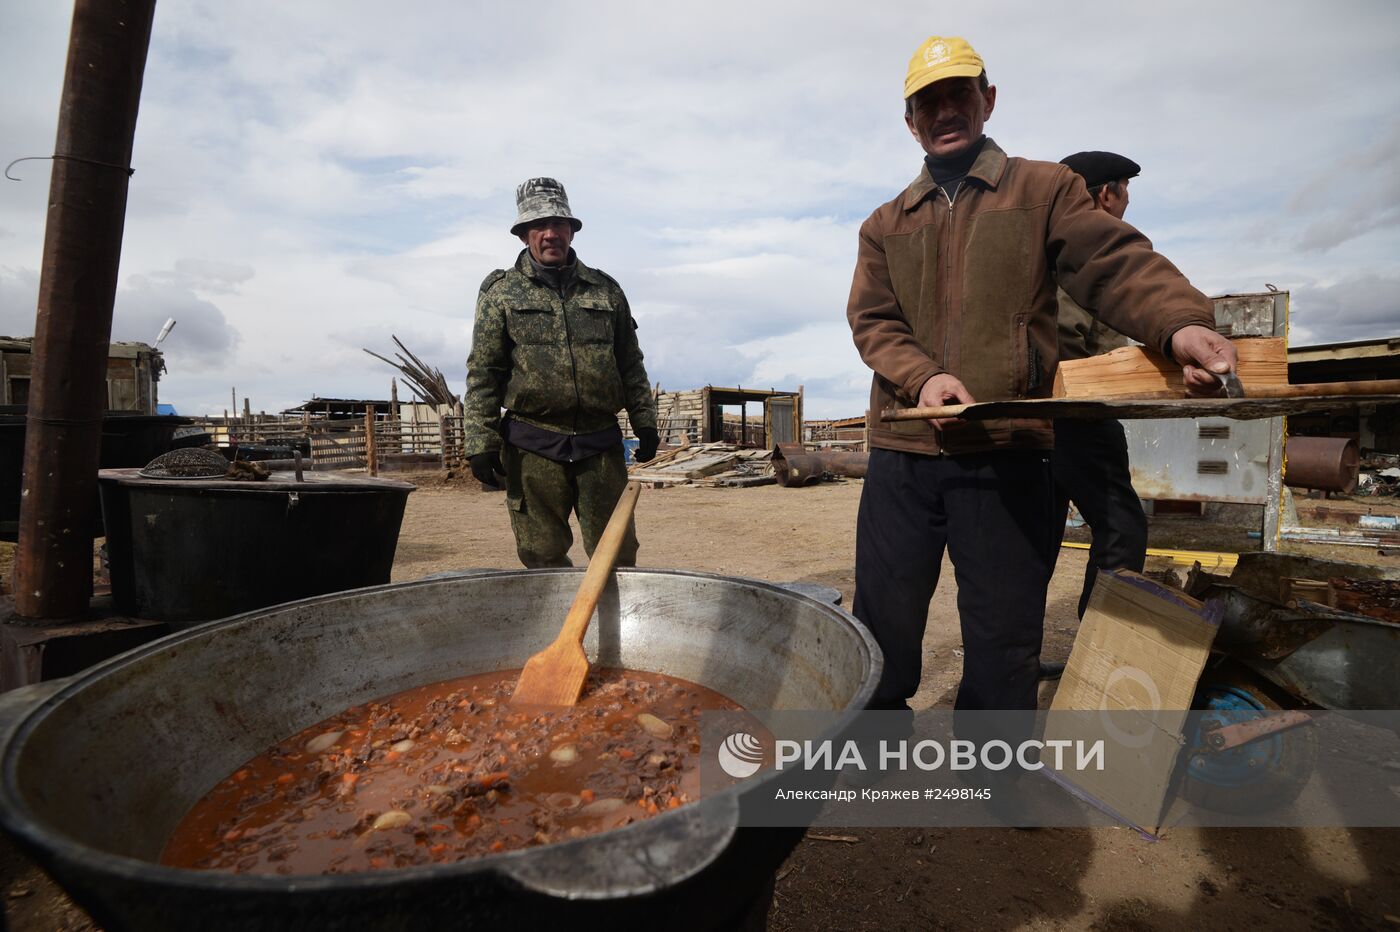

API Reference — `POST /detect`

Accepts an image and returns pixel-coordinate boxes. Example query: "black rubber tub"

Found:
[0,569,880,931]
[97,468,414,624]
[0,414,193,542]
[0,415,23,541]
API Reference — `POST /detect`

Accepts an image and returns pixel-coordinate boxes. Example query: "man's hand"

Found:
[633,427,660,463]
[1170,325,1239,396]
[917,373,976,427]
[469,451,505,487]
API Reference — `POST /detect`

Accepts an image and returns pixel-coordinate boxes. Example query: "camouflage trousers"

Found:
[501,443,638,568]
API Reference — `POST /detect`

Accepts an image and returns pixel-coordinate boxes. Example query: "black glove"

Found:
[634,427,660,463]
[469,451,505,486]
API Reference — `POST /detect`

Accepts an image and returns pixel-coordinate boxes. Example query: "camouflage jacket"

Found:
[463,250,656,457]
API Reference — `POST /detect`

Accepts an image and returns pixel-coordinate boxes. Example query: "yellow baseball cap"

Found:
[904,36,985,99]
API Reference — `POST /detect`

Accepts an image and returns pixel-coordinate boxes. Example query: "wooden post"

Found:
[365,404,377,476]
[438,404,448,471]
[390,378,402,454]
[797,384,805,446]
[453,400,465,465]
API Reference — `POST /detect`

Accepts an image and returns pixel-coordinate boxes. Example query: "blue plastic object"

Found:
[1187,685,1282,787]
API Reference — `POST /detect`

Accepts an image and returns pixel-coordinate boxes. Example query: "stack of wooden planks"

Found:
[628,441,775,488]
[1051,336,1288,399]
[883,334,1400,423]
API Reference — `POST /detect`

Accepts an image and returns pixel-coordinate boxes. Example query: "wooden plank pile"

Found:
[1051,336,1287,399]
[884,335,1400,424]
[628,441,775,488]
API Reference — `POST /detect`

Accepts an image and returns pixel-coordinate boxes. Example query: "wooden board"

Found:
[1051,336,1287,399]
[883,394,1400,423]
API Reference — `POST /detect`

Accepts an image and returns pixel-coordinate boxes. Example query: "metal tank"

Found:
[98,468,415,624]
[0,569,880,931]
[1282,435,1359,493]
[771,443,869,487]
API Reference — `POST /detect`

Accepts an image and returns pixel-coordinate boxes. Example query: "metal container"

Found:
[1188,553,1400,709]
[0,414,192,542]
[98,469,414,624]
[1283,435,1359,493]
[771,443,868,487]
[0,415,23,541]
[0,569,880,931]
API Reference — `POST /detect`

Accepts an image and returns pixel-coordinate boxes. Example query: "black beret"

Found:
[1059,151,1140,189]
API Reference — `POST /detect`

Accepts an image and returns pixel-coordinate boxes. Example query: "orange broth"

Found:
[161,668,740,875]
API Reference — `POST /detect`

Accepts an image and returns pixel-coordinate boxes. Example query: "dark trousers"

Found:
[1052,419,1148,619]
[852,448,1060,713]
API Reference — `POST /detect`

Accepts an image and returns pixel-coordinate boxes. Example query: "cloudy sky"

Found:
[2,1,1397,417]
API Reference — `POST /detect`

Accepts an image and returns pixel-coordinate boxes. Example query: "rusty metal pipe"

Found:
[13,0,157,619]
[1284,436,1359,493]
[772,444,869,487]
[1204,710,1312,752]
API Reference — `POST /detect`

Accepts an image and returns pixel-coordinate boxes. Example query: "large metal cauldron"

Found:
[0,569,880,931]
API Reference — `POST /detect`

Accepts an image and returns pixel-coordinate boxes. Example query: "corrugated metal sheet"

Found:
[1122,291,1286,507]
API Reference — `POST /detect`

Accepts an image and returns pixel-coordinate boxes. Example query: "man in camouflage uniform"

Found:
[463,177,659,568]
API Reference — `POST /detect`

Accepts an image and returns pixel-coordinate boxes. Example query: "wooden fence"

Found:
[189,408,467,473]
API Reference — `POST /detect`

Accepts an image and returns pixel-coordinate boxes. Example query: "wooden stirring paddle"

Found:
[511,480,642,707]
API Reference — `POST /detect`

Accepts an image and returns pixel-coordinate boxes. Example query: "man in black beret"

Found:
[1042,150,1150,677]
[1060,151,1139,223]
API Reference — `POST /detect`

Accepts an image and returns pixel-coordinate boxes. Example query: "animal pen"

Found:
[191,398,469,475]
[190,384,802,476]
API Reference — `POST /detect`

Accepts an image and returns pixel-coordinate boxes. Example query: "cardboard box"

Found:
[1044,569,1222,834]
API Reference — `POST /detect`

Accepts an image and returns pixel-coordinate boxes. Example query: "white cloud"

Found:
[1,0,1397,418]
[0,267,41,338]
[115,270,242,359]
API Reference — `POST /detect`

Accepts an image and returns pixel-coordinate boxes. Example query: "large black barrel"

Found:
[98,469,414,624]
[0,414,192,541]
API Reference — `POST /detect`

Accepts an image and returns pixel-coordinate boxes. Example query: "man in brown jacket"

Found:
[846,36,1237,716]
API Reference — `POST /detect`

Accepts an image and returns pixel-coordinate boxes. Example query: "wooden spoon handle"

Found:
[1241,379,1400,398]
[559,480,641,646]
[881,379,1400,422]
[880,403,973,422]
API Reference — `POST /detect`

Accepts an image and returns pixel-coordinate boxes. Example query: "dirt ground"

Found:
[2,475,1399,930]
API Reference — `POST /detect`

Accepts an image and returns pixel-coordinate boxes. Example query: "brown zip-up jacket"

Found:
[848,138,1215,456]
[1057,287,1133,362]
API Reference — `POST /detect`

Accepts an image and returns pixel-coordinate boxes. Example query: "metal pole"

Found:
[14,0,157,620]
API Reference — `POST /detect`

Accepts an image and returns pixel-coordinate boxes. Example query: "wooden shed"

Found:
[0,337,163,413]
[619,385,803,449]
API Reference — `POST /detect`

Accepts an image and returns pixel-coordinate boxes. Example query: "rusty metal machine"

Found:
[1175,552,1400,812]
